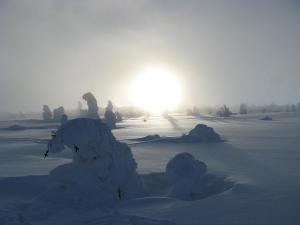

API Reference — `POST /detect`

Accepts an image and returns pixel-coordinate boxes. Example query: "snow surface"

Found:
[0,112,300,224]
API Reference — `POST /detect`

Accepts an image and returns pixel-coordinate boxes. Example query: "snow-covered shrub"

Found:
[39,118,145,208]
[180,124,221,142]
[165,153,233,201]
[217,105,232,117]
[166,153,207,200]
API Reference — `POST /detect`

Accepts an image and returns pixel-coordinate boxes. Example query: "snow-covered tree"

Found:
[239,103,247,114]
[115,111,123,122]
[53,106,65,122]
[104,100,117,129]
[42,118,145,207]
[61,114,68,124]
[42,105,52,121]
[217,105,232,117]
[82,92,100,119]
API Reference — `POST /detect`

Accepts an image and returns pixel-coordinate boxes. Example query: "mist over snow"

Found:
[1,0,300,112]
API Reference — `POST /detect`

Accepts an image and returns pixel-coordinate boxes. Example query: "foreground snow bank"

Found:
[38,118,145,208]
[0,206,177,225]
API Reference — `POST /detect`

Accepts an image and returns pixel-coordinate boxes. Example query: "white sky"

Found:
[0,0,299,112]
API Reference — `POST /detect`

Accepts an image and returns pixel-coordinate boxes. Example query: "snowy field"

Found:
[0,112,300,225]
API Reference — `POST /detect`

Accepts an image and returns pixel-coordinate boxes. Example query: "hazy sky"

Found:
[0,0,299,112]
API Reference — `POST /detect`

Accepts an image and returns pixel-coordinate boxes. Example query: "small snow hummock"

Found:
[38,118,145,208]
[131,134,161,142]
[180,124,221,143]
[166,153,207,200]
[261,115,273,121]
[5,124,27,131]
[129,124,221,143]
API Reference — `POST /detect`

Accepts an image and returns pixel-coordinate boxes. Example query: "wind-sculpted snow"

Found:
[42,118,145,208]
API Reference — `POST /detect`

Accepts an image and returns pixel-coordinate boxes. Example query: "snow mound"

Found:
[3,124,58,131]
[261,115,273,121]
[4,124,27,131]
[165,153,233,200]
[180,124,222,142]
[38,118,145,208]
[131,134,161,142]
[166,153,207,200]
[130,124,221,143]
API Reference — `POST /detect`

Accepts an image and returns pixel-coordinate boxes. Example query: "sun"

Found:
[128,67,182,114]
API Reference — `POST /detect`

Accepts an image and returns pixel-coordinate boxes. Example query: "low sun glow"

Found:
[128,67,182,114]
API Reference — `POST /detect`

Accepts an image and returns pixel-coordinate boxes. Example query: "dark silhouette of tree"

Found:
[43,105,52,121]
[239,104,247,114]
[53,106,65,121]
[217,105,232,117]
[115,112,123,122]
[104,100,117,129]
[61,114,68,124]
[82,92,100,119]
